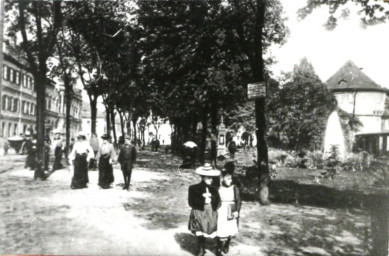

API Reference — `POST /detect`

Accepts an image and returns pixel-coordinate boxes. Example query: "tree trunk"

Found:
[110,108,117,144]
[119,111,125,136]
[210,104,218,133]
[105,105,111,137]
[132,116,138,142]
[199,112,208,165]
[89,95,97,135]
[370,195,389,256]
[253,0,270,205]
[34,72,46,180]
[64,82,72,156]
[191,114,198,140]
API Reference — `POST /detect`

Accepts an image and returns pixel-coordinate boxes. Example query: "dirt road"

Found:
[0,150,369,255]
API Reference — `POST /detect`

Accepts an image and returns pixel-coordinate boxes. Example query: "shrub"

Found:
[306,151,325,169]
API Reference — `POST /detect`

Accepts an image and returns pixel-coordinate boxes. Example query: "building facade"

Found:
[326,60,389,155]
[0,43,82,139]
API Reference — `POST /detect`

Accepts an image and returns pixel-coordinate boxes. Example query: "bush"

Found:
[342,151,371,172]
[306,151,325,169]
[268,149,290,166]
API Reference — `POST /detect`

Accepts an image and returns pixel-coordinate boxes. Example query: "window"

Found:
[14,124,18,135]
[2,95,7,110]
[6,96,12,111]
[1,122,5,137]
[12,98,19,112]
[15,71,20,85]
[23,101,30,114]
[8,123,12,137]
[30,103,35,116]
[9,69,14,83]
[22,74,26,87]
[3,66,8,80]
[27,76,31,89]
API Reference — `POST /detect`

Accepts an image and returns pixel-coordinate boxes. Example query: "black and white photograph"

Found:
[0,0,389,255]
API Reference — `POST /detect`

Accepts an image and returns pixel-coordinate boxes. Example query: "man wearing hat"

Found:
[188,164,221,256]
[117,135,137,190]
[97,134,116,189]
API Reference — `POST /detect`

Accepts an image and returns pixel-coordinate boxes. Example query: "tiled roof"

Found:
[326,60,384,91]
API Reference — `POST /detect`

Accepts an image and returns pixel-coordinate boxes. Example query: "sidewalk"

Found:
[0,150,369,255]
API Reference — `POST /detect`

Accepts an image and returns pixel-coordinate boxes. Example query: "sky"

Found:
[270,0,389,87]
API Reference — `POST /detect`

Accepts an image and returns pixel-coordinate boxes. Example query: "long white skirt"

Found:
[217,202,238,238]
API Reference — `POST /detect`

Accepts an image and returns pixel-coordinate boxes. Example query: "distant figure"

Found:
[3,139,10,155]
[97,134,116,189]
[44,137,51,171]
[155,138,160,152]
[52,132,64,171]
[117,135,137,190]
[69,133,94,189]
[210,133,218,168]
[24,136,36,170]
[89,133,99,170]
[69,138,75,153]
[228,140,237,159]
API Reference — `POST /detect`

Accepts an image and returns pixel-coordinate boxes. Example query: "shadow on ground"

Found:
[174,233,197,256]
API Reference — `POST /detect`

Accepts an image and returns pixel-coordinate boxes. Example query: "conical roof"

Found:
[326,60,385,92]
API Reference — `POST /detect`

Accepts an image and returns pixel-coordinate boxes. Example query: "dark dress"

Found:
[98,154,114,188]
[188,181,221,237]
[53,145,63,170]
[25,140,36,170]
[71,153,89,189]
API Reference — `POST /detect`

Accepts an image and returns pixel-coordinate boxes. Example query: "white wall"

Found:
[335,91,387,134]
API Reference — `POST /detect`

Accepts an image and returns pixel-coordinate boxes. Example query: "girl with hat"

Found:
[68,133,94,189]
[188,164,221,256]
[216,169,241,256]
[97,134,116,189]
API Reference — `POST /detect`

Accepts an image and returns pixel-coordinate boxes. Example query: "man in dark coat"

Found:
[118,135,137,190]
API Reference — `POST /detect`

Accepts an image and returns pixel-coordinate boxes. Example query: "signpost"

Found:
[248,81,270,205]
[248,82,266,99]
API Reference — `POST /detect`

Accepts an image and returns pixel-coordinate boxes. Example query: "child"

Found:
[216,169,241,255]
[188,164,221,256]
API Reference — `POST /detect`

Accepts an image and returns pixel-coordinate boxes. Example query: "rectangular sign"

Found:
[248,82,266,99]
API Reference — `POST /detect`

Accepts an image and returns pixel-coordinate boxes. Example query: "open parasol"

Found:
[183,141,197,148]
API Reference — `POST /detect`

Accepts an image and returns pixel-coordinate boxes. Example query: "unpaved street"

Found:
[0,150,369,255]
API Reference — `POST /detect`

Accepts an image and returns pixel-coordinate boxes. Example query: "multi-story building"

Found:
[326,60,389,155]
[0,42,82,139]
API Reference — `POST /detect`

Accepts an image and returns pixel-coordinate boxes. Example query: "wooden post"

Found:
[370,195,389,256]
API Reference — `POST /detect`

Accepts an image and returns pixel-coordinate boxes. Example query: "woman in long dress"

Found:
[68,134,94,189]
[97,134,116,189]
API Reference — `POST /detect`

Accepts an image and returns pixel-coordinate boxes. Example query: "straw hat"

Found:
[195,164,220,177]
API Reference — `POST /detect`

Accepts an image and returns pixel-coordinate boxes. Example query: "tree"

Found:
[221,0,288,204]
[298,0,389,30]
[271,58,337,151]
[6,1,63,179]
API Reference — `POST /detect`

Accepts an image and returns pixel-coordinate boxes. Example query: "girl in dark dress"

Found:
[68,134,94,189]
[188,164,221,256]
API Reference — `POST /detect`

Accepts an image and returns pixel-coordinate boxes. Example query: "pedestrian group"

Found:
[68,132,137,190]
[188,163,241,256]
